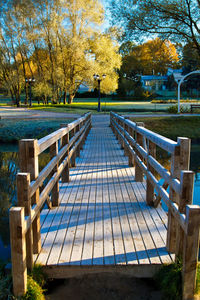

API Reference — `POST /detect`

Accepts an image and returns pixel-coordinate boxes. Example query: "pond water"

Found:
[1,144,200,261]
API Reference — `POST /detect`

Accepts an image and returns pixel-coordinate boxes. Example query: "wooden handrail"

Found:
[30,120,89,197]
[10,112,92,296]
[110,111,200,300]
[111,112,178,153]
[26,120,91,233]
[38,112,91,154]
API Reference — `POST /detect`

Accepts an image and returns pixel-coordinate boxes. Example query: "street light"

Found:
[93,74,106,112]
[25,77,35,107]
[175,70,200,113]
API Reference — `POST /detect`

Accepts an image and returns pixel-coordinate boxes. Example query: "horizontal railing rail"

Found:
[9,112,92,296]
[110,112,200,300]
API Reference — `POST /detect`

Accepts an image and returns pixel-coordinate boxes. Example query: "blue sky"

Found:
[101,0,111,30]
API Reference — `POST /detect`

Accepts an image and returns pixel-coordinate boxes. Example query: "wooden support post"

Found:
[71,152,76,167]
[128,127,135,167]
[111,116,115,135]
[10,207,27,296]
[167,137,191,253]
[17,173,33,270]
[71,128,76,167]
[182,206,200,300]
[146,140,156,206]
[80,121,84,150]
[19,139,41,254]
[176,171,194,258]
[61,125,70,183]
[135,123,144,182]
[76,124,81,157]
[124,123,128,156]
[115,122,118,140]
[121,121,125,150]
[50,141,59,206]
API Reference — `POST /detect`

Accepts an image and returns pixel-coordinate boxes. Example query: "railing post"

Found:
[76,123,81,157]
[182,205,200,300]
[110,113,113,130]
[135,123,144,182]
[176,171,194,258]
[167,137,191,253]
[114,118,118,140]
[124,123,129,156]
[146,140,156,206]
[111,114,116,136]
[80,120,84,150]
[128,126,135,167]
[17,173,33,270]
[60,125,70,183]
[19,139,41,254]
[71,127,76,167]
[50,141,59,206]
[117,118,122,147]
[10,207,27,296]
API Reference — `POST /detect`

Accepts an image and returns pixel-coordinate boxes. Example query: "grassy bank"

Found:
[130,116,200,172]
[130,116,200,140]
[29,100,172,114]
[0,118,72,143]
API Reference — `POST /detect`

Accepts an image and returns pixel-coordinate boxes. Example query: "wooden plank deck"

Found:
[35,115,174,278]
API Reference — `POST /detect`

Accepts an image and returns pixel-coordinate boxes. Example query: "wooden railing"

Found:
[9,112,91,296]
[110,112,200,300]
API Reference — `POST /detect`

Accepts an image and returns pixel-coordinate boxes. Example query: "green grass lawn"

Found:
[0,118,72,143]
[130,116,200,140]
[129,116,200,172]
[1,94,198,114]
[0,95,175,113]
[29,99,173,114]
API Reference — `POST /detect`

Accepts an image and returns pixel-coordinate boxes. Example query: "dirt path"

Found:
[1,106,200,120]
[0,106,79,119]
[46,274,163,300]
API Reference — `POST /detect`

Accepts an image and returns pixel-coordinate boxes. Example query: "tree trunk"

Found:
[63,90,67,104]
[16,93,21,107]
[10,89,15,104]
[68,94,74,104]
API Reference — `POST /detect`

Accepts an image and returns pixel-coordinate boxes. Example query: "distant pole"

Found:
[178,81,181,113]
[98,79,101,112]
[29,82,32,107]
[177,70,200,113]
[25,78,35,107]
[93,74,106,112]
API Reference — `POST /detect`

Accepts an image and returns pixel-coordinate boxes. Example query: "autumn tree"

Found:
[109,0,200,56]
[118,38,179,95]
[0,0,38,106]
[90,33,122,95]
[0,0,121,105]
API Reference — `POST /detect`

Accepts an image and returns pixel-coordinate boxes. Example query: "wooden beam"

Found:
[17,173,33,270]
[50,141,59,207]
[61,125,70,183]
[182,206,200,300]
[146,140,156,206]
[19,139,41,254]
[10,207,27,296]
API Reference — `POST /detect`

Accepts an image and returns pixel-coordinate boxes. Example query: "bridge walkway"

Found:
[35,115,173,277]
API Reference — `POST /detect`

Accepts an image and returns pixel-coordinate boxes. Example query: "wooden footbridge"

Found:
[10,112,200,299]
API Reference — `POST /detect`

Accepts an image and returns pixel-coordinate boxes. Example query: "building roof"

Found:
[140,75,168,81]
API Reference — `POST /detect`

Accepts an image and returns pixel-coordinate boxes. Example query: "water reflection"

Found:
[0,151,18,259]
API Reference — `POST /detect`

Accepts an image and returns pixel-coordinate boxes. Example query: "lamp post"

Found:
[175,70,200,113]
[25,78,35,107]
[93,74,106,112]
